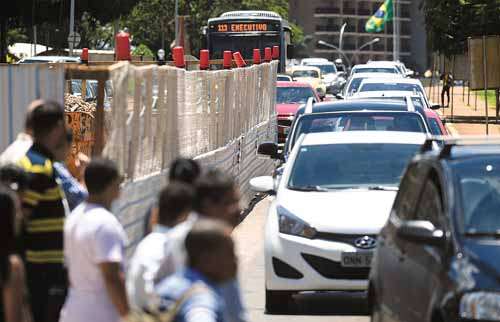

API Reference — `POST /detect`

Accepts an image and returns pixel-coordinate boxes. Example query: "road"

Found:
[233,197,369,322]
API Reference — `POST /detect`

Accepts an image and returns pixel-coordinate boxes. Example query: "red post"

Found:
[272,46,279,60]
[264,47,272,62]
[81,48,89,65]
[172,46,185,68]
[253,49,261,65]
[223,50,232,69]
[200,50,209,70]
[233,52,247,68]
[115,31,131,61]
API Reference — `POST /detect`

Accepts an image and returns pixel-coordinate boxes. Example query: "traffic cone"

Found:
[223,51,232,69]
[200,50,209,70]
[233,52,247,68]
[264,47,272,62]
[81,48,89,65]
[272,46,279,60]
[253,49,261,65]
[172,46,185,68]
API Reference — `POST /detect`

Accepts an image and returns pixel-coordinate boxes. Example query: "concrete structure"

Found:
[289,0,428,73]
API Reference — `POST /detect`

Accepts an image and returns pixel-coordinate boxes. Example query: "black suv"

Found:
[369,138,500,322]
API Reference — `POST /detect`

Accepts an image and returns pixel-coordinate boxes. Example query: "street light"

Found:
[353,38,380,64]
[317,40,352,68]
[338,22,347,59]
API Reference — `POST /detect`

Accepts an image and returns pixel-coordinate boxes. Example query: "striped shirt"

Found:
[18,144,69,266]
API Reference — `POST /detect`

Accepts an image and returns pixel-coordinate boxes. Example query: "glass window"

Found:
[346,78,365,96]
[359,83,424,96]
[428,118,444,135]
[292,70,319,78]
[306,64,337,75]
[455,158,500,234]
[392,164,427,220]
[354,67,398,74]
[276,87,316,104]
[414,179,443,227]
[288,143,421,190]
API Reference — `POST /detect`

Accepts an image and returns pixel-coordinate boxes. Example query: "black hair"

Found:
[158,182,195,226]
[84,158,120,195]
[168,158,201,184]
[0,164,28,192]
[194,168,236,212]
[185,219,232,268]
[31,100,65,139]
[0,184,18,284]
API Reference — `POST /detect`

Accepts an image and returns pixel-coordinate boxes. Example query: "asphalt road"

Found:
[233,197,370,322]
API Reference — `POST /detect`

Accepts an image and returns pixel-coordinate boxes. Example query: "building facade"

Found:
[289,0,428,73]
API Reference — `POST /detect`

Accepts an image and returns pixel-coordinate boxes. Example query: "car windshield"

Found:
[309,64,337,75]
[359,83,424,95]
[288,143,420,189]
[290,112,426,150]
[277,75,291,81]
[277,87,316,104]
[293,70,319,78]
[354,67,397,74]
[455,158,500,235]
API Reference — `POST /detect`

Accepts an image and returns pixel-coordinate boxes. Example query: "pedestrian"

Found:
[17,100,71,322]
[155,168,247,322]
[0,184,32,322]
[127,182,195,311]
[143,158,201,235]
[440,71,453,107]
[1,99,87,210]
[154,219,237,322]
[60,158,129,322]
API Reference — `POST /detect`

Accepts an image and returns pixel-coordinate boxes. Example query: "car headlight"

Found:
[460,292,500,321]
[277,206,316,239]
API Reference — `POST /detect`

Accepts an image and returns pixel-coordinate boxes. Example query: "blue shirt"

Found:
[155,269,226,322]
[53,162,88,210]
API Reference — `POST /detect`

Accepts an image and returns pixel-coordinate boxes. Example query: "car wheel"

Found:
[265,289,294,314]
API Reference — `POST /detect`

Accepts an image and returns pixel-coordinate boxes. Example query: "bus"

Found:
[205,11,292,72]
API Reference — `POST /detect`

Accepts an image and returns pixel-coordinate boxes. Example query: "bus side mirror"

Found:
[287,45,295,59]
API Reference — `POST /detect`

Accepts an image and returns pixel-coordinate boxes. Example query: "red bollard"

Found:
[223,51,232,69]
[272,46,279,60]
[253,49,261,65]
[233,52,247,68]
[115,31,131,61]
[264,47,272,62]
[81,48,89,65]
[200,50,209,70]
[172,46,185,68]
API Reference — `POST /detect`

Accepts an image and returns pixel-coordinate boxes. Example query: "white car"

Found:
[367,60,414,77]
[349,63,400,77]
[251,131,427,313]
[357,78,429,103]
[342,72,401,98]
[350,90,440,110]
[301,58,329,65]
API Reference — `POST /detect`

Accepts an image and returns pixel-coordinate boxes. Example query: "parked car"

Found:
[276,82,321,143]
[288,66,327,99]
[370,137,500,322]
[250,131,427,313]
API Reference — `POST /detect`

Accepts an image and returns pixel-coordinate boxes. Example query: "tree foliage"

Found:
[422,0,500,57]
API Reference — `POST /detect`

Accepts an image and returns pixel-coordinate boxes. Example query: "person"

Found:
[440,71,453,107]
[0,184,31,322]
[0,164,28,193]
[127,182,195,311]
[154,219,237,322]
[17,100,71,322]
[60,158,129,322]
[0,99,87,210]
[155,168,247,322]
[143,158,201,235]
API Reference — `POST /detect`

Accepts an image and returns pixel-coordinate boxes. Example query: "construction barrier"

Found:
[0,64,65,151]
[103,61,278,253]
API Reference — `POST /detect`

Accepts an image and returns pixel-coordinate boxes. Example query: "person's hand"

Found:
[75,152,90,182]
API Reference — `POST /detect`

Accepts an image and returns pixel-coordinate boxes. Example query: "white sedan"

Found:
[251,131,427,313]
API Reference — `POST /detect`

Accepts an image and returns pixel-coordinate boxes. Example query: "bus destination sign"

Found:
[213,22,279,33]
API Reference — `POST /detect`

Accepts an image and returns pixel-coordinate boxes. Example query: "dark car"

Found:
[369,138,500,322]
[284,99,432,156]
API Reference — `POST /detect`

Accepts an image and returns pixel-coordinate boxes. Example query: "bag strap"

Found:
[156,282,209,322]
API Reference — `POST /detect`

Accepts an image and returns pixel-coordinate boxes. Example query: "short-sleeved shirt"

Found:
[18,143,69,268]
[60,202,127,322]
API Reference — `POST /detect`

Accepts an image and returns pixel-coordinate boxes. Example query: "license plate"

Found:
[341,252,373,267]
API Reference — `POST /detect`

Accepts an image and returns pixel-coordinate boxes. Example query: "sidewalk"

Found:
[426,84,500,136]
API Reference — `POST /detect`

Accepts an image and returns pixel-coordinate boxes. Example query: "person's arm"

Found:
[99,262,130,317]
[3,255,29,322]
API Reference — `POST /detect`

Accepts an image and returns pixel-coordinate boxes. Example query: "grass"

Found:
[476,89,498,108]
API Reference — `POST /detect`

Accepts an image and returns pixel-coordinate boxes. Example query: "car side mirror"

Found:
[249,176,276,195]
[430,103,441,110]
[335,93,344,100]
[397,220,445,246]
[258,142,281,160]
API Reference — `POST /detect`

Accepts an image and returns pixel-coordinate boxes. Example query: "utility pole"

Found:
[174,0,179,46]
[69,0,75,55]
[392,0,400,61]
